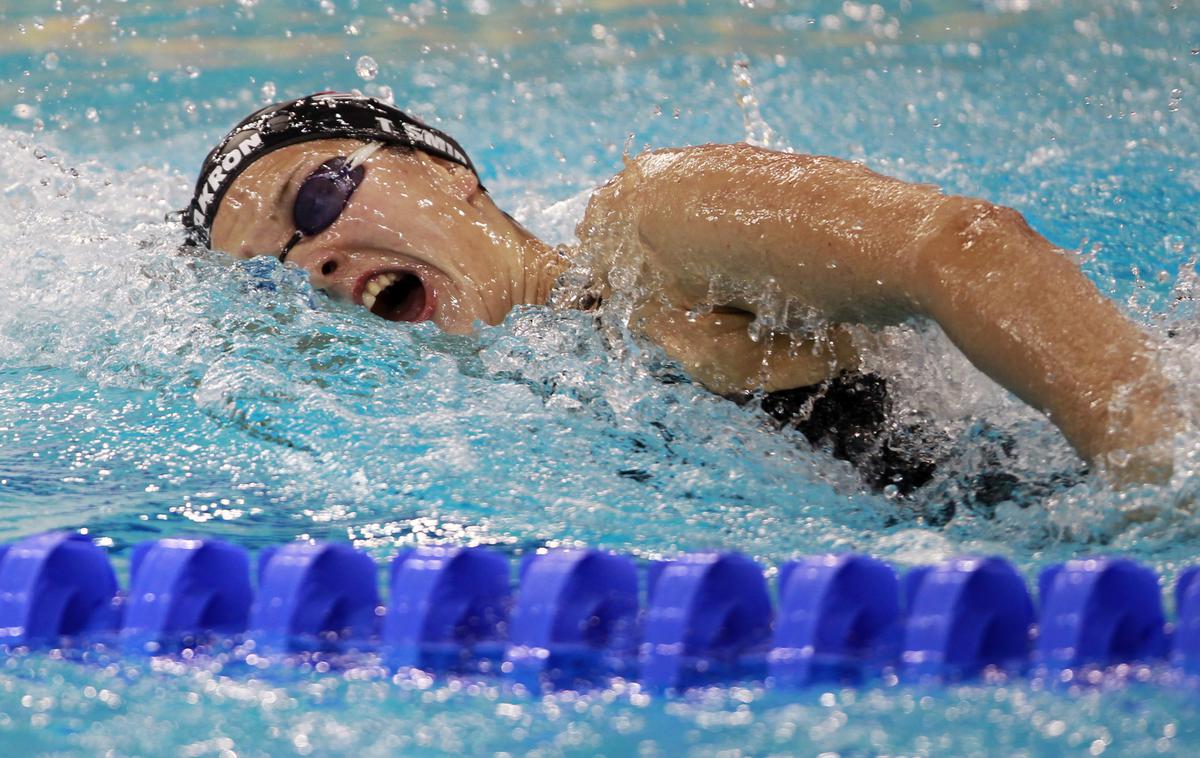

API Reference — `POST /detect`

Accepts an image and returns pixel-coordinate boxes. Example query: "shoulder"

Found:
[621,144,898,194]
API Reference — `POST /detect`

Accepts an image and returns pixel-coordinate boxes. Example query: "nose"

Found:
[289,246,345,290]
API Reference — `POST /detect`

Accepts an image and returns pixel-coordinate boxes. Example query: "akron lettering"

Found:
[192,131,265,227]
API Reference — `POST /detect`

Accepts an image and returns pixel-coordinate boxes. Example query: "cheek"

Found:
[214,202,288,257]
[433,290,490,332]
[230,225,282,258]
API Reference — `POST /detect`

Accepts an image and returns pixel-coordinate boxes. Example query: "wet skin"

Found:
[210,138,1180,487]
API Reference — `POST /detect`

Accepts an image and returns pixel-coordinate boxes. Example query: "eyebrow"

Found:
[272,159,310,211]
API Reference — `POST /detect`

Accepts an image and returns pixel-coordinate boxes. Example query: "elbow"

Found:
[911,196,1037,314]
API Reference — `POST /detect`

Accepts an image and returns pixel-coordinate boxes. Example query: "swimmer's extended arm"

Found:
[578,142,1178,484]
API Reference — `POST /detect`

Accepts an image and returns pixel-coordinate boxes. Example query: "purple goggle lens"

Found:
[293,157,366,237]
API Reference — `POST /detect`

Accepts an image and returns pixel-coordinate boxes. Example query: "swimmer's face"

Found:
[210,138,536,333]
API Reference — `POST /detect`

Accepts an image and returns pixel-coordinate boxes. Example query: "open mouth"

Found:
[361,271,430,322]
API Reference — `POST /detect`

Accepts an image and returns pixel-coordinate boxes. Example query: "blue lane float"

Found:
[0,531,1196,691]
[0,533,119,645]
[1174,565,1200,672]
[507,549,638,689]
[252,542,379,650]
[123,537,252,651]
[902,557,1034,679]
[1038,558,1167,668]
[770,554,900,686]
[641,552,772,688]
[385,545,510,671]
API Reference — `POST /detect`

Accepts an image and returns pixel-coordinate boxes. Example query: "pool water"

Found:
[2,0,1200,753]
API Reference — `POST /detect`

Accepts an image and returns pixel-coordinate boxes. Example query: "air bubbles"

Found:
[85,108,99,123]
[13,104,37,120]
[261,81,277,101]
[1169,87,1183,112]
[42,52,60,71]
[356,55,378,81]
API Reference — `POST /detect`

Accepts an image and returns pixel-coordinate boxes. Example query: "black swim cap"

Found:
[183,92,480,246]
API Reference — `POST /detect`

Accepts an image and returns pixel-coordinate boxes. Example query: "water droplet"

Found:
[375,84,394,104]
[261,81,276,100]
[42,52,59,70]
[85,107,98,123]
[883,484,900,499]
[740,0,755,7]
[356,55,378,81]
[12,103,36,119]
[931,117,942,128]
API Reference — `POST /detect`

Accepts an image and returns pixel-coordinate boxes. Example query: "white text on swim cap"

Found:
[193,131,264,228]
[373,116,469,167]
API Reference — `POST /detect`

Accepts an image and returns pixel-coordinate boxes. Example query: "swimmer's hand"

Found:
[578,143,1181,487]
[630,300,861,395]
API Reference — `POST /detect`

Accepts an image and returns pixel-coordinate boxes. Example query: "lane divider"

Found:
[0,532,1192,689]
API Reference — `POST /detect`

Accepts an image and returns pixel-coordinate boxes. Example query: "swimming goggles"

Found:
[276,141,383,263]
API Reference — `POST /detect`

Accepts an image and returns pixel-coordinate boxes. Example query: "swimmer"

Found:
[183,93,1180,492]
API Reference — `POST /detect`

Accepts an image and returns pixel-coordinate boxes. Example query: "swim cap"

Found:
[182,92,480,246]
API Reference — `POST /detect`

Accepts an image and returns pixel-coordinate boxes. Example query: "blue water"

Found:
[2,0,1200,753]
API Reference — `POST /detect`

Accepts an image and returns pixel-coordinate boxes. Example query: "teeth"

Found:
[362,272,398,305]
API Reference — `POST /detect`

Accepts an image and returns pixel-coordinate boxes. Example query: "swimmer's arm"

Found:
[912,198,1177,484]
[579,143,1178,483]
